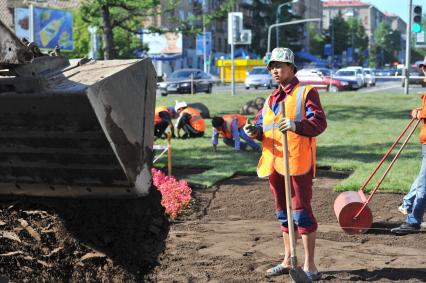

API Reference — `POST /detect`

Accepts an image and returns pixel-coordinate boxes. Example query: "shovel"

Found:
[280,102,311,283]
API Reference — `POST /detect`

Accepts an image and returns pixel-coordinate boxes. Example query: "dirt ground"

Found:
[0,170,425,282]
[149,170,426,282]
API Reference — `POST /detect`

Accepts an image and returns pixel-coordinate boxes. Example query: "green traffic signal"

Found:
[412,23,422,33]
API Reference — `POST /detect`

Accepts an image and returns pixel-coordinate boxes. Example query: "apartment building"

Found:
[322,0,406,63]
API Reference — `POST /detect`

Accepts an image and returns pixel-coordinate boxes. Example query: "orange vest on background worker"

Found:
[419,94,426,144]
[182,107,206,132]
[217,114,247,139]
[257,84,316,177]
[154,106,173,125]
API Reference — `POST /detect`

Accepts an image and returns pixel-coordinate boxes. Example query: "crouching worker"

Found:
[175,101,206,139]
[154,106,175,139]
[211,114,261,152]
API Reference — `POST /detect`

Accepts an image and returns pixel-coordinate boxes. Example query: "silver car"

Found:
[363,68,376,86]
[244,67,277,89]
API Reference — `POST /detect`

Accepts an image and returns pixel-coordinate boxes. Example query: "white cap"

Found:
[175,101,187,112]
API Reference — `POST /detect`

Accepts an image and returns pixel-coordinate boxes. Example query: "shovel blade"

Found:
[289,266,311,283]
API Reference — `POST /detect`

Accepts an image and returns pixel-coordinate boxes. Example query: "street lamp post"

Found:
[202,0,208,73]
[267,18,321,54]
[276,0,298,48]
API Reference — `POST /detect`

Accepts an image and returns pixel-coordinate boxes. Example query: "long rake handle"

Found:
[359,117,415,192]
[354,118,421,219]
[280,102,298,267]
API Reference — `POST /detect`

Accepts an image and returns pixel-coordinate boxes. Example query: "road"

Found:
[157,79,425,97]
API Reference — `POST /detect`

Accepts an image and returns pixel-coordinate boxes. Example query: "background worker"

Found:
[175,101,206,139]
[244,47,327,281]
[211,114,261,152]
[154,106,175,139]
[392,59,426,235]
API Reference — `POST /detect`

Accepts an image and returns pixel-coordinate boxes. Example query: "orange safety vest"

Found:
[419,94,426,144]
[154,106,172,125]
[217,114,247,139]
[182,107,206,132]
[257,85,316,177]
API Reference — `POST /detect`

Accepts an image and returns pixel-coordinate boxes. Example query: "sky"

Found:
[362,0,424,23]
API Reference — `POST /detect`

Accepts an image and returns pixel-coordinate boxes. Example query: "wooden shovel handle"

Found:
[280,101,298,263]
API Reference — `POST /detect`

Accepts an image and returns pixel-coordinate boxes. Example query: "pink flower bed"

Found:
[151,168,192,219]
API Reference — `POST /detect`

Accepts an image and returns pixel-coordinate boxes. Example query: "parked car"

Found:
[157,69,213,96]
[401,68,426,87]
[296,68,354,92]
[333,69,362,89]
[244,67,277,89]
[363,68,376,86]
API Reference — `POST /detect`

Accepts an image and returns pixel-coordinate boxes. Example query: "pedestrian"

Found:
[391,58,426,235]
[154,106,175,139]
[244,47,327,281]
[211,114,261,152]
[174,101,206,139]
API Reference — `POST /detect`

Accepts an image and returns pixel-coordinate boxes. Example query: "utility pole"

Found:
[202,0,208,73]
[404,0,412,95]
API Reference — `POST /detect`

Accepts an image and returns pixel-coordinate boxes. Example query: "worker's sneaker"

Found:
[391,223,420,235]
[398,205,409,215]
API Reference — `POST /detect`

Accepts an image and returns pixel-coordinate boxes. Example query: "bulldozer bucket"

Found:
[0,59,156,198]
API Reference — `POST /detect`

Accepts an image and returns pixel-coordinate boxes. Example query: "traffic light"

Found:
[412,5,422,33]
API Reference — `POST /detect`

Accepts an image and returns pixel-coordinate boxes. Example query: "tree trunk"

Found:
[101,5,114,60]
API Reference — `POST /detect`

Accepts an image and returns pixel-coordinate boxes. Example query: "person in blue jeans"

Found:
[398,175,426,216]
[211,114,261,153]
[391,59,426,235]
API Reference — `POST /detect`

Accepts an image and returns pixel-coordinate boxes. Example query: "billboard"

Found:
[143,32,182,54]
[14,8,30,40]
[32,6,73,50]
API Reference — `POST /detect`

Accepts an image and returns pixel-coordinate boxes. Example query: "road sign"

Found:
[196,32,212,55]
[415,31,426,48]
[228,12,243,45]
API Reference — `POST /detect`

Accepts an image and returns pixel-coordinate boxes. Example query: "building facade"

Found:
[322,0,406,64]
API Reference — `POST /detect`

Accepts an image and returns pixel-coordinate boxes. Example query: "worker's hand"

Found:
[411,108,421,120]
[212,144,217,152]
[279,117,296,133]
[243,119,259,138]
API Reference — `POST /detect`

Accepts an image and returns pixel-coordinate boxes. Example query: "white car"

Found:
[244,67,277,89]
[346,66,366,87]
[333,69,362,89]
[363,68,376,86]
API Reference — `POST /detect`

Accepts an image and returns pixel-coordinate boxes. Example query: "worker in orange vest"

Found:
[174,101,206,139]
[392,58,426,235]
[154,106,175,139]
[211,114,261,152]
[244,48,327,280]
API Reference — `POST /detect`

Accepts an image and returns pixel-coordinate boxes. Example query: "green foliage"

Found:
[64,9,90,59]
[156,90,422,194]
[372,22,401,67]
[346,17,368,65]
[308,23,325,56]
[239,0,303,55]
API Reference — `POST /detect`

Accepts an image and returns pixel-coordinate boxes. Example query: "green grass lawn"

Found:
[155,89,423,193]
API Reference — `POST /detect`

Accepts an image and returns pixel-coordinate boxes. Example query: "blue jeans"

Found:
[406,145,426,227]
[223,128,261,152]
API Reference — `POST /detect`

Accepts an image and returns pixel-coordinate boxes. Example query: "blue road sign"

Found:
[196,32,212,56]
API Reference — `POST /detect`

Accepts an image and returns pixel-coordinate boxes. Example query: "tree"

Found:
[307,23,325,56]
[346,17,368,66]
[80,0,165,60]
[371,22,403,67]
[240,0,303,56]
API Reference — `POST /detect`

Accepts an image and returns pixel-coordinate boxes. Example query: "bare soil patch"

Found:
[149,170,426,282]
[0,170,425,282]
